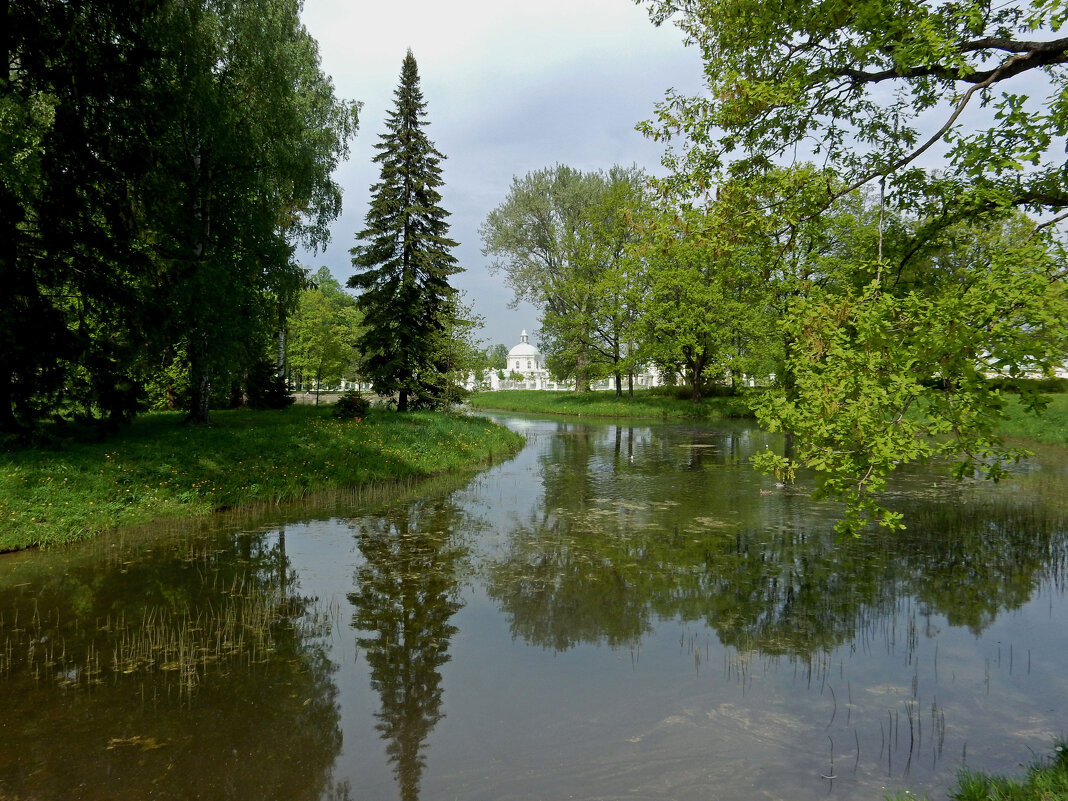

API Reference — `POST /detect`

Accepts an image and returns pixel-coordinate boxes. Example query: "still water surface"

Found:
[1,414,1066,800]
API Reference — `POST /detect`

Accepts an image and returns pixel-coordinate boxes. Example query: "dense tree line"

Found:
[483,162,1065,529]
[481,0,1068,530]
[2,0,358,434]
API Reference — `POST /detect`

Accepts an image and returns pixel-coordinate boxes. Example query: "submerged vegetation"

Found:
[0,406,523,552]
[467,388,754,420]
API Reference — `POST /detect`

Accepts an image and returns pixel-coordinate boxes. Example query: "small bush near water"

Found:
[332,391,371,420]
[0,405,523,552]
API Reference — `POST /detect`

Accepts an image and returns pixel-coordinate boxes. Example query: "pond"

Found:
[1,414,1066,801]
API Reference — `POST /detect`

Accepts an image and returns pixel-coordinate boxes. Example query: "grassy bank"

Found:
[998,392,1068,446]
[470,388,1068,444]
[0,406,524,552]
[887,741,1067,801]
[467,389,753,420]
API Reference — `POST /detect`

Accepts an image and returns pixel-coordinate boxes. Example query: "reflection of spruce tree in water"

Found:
[349,500,464,801]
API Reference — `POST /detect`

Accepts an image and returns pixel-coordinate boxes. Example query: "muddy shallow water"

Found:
[1,414,1065,800]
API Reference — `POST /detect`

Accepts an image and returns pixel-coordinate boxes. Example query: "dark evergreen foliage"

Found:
[1,0,356,432]
[2,0,161,433]
[349,51,461,412]
[332,391,371,420]
[244,360,295,410]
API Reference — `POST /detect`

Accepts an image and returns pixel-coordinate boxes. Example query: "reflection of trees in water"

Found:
[489,516,653,650]
[488,421,1068,658]
[0,528,343,800]
[349,498,465,801]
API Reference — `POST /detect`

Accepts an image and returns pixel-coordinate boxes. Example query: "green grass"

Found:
[886,741,1068,801]
[998,393,1068,446]
[467,389,754,420]
[0,406,524,552]
[472,388,1068,446]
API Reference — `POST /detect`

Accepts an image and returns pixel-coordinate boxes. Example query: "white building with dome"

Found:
[495,329,562,390]
[470,329,665,392]
[508,330,545,375]
[468,329,565,391]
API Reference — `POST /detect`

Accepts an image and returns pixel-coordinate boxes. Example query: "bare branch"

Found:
[1032,209,1068,235]
[823,36,1068,86]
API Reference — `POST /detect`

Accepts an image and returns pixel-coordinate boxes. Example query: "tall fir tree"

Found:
[349,50,461,412]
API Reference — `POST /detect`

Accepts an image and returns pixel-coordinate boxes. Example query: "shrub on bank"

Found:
[332,391,371,420]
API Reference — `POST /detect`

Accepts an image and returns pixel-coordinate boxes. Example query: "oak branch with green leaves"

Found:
[640,0,1068,531]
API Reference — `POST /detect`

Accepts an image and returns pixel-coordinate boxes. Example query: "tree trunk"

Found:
[614,371,622,398]
[574,351,587,394]
[186,333,212,425]
[184,144,213,426]
[627,370,634,398]
[0,363,17,434]
[398,389,409,412]
[276,327,286,377]
[187,367,212,424]
[688,356,705,404]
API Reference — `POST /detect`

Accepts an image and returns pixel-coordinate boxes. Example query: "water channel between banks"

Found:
[0,413,1066,801]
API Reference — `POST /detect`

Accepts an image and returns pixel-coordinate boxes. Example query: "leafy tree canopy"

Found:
[286,267,361,398]
[641,0,1068,222]
[639,0,1068,531]
[481,164,648,392]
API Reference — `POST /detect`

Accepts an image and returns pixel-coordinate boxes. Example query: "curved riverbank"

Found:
[0,406,524,552]
[467,389,754,420]
[471,389,1068,447]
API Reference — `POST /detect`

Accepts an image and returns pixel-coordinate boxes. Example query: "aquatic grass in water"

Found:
[0,538,336,701]
[0,406,523,551]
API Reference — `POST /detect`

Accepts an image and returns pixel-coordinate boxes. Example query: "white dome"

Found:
[507,330,540,358]
[508,342,539,357]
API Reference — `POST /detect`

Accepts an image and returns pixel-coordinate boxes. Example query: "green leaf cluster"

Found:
[634,0,1068,528]
[286,267,362,396]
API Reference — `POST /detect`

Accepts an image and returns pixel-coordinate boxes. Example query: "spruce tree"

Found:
[349,51,461,412]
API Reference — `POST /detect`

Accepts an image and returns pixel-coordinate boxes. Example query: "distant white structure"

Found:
[467,329,666,392]
[492,329,567,391]
[508,330,544,374]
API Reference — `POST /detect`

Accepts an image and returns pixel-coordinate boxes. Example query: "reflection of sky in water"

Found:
[0,415,1064,801]
[273,415,1068,801]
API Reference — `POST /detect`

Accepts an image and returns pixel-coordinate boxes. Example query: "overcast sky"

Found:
[296,0,705,350]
